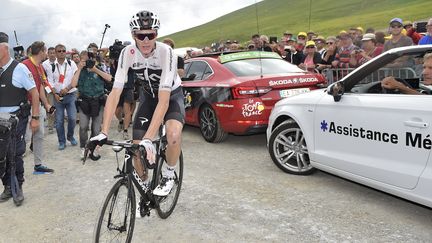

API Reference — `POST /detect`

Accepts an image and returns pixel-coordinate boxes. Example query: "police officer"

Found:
[0,32,41,206]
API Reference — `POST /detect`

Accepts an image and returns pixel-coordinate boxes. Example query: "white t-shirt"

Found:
[113,42,181,98]
[52,59,78,93]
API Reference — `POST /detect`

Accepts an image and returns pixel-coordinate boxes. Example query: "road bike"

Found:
[85,125,183,242]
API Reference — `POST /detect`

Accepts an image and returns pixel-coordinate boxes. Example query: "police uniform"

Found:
[0,32,36,204]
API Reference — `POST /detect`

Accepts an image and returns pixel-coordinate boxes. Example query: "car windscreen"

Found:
[223,58,305,77]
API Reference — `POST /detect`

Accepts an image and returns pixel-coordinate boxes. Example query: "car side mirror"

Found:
[327,82,344,102]
[181,73,196,81]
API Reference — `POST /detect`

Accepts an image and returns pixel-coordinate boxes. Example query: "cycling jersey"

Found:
[113,42,181,98]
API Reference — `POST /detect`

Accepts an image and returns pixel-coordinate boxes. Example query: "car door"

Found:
[182,60,214,124]
[313,92,432,189]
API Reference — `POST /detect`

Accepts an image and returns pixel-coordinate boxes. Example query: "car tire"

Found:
[268,120,315,175]
[199,104,228,143]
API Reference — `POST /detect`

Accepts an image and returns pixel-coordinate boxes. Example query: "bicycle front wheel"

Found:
[156,151,184,219]
[94,177,136,243]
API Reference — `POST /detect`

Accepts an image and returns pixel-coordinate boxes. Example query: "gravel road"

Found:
[0,123,431,242]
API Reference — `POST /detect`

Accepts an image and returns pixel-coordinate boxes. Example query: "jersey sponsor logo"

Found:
[132,62,143,68]
[320,120,432,149]
[130,49,135,54]
[138,117,149,126]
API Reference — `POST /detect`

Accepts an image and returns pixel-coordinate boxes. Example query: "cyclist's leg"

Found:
[164,87,185,167]
[165,120,183,166]
[131,95,156,182]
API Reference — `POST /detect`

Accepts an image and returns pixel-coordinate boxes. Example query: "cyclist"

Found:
[89,10,185,196]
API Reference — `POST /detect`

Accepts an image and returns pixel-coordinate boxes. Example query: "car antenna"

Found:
[254,0,263,79]
[13,30,20,46]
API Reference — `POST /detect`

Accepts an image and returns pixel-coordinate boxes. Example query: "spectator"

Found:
[317,36,337,70]
[251,34,262,50]
[307,31,316,41]
[283,31,293,41]
[313,36,326,57]
[383,18,413,52]
[299,41,322,72]
[403,21,422,44]
[365,27,375,34]
[259,35,272,52]
[42,47,57,134]
[49,44,79,150]
[296,32,307,52]
[71,52,80,65]
[349,27,362,47]
[349,33,383,67]
[21,41,55,174]
[71,50,112,159]
[419,18,432,45]
[332,32,359,68]
[283,36,303,65]
[375,31,386,48]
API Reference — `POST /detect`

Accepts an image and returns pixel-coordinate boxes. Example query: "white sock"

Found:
[163,164,175,179]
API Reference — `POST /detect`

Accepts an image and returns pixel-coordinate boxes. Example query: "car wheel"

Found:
[199,105,228,143]
[268,121,315,175]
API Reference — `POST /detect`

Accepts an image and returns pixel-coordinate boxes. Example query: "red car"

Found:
[182,51,326,142]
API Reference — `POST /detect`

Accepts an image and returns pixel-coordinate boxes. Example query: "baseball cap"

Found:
[297,32,307,37]
[361,33,376,41]
[0,32,9,43]
[389,17,403,25]
[305,40,316,47]
[283,30,292,35]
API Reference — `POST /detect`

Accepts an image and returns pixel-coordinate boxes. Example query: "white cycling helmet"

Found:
[129,10,160,32]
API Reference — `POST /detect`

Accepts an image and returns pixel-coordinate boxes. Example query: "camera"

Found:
[85,48,96,68]
[109,40,126,60]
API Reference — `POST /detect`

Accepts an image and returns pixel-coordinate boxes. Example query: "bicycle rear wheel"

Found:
[156,151,183,219]
[94,177,136,243]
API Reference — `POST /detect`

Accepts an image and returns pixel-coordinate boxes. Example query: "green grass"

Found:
[162,0,431,48]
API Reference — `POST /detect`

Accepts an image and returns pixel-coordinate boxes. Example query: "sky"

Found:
[0,0,259,51]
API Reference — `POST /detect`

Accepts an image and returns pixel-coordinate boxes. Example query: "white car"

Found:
[267,45,432,208]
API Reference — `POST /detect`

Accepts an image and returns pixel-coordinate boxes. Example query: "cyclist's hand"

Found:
[139,139,156,164]
[87,133,107,151]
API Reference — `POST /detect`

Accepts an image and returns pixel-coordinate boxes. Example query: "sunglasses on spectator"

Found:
[306,46,315,49]
[57,50,66,53]
[134,33,157,41]
[298,36,306,39]
[391,24,403,28]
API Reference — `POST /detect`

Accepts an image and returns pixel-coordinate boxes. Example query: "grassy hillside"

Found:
[162,0,431,48]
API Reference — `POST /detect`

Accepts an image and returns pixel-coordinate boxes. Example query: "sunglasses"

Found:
[391,25,402,28]
[57,50,66,53]
[306,46,315,49]
[134,33,157,41]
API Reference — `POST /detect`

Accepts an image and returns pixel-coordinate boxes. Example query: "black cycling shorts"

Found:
[117,88,134,107]
[132,87,185,140]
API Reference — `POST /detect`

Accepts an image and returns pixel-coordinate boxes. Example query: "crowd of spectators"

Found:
[185,17,432,81]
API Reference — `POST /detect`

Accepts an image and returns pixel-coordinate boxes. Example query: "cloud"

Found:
[0,0,258,50]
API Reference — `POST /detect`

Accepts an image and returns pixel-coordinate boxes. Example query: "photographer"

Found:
[71,47,112,160]
[349,33,382,68]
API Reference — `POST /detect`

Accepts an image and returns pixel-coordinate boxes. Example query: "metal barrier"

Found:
[321,68,356,84]
[321,67,419,84]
